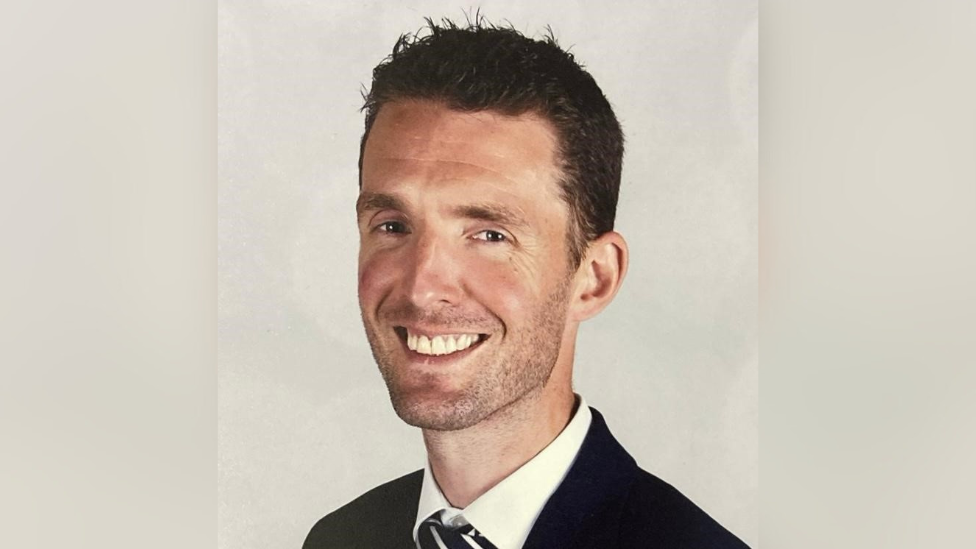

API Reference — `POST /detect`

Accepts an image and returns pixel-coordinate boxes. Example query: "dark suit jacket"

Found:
[304,408,750,548]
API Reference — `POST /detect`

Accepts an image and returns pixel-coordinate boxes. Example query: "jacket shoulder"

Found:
[303,470,423,549]
[616,469,750,549]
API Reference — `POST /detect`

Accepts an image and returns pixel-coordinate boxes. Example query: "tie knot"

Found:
[418,515,497,549]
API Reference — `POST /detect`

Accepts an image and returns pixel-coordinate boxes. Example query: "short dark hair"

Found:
[359,17,624,267]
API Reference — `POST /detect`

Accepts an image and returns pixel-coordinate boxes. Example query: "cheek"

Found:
[463,255,538,319]
[358,253,393,306]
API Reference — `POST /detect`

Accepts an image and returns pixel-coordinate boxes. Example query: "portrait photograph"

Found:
[218,1,757,547]
[10,0,976,548]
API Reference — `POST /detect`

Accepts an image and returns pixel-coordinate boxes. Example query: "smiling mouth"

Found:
[393,327,489,357]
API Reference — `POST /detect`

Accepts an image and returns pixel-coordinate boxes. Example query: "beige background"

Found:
[5,1,974,549]
[218,1,758,547]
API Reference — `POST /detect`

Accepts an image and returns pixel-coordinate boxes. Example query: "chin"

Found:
[387,389,487,432]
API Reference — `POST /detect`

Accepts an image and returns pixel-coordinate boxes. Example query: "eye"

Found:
[374,220,408,235]
[474,229,508,243]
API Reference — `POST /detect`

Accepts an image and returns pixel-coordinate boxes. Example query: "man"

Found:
[304,18,749,549]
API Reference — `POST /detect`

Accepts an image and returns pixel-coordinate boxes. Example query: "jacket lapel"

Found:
[522,408,638,549]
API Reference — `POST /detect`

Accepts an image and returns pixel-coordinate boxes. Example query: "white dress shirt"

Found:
[412,396,593,549]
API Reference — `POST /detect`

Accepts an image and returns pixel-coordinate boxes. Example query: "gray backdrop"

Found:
[218,1,757,547]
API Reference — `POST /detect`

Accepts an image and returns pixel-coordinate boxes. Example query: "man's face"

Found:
[357,100,577,431]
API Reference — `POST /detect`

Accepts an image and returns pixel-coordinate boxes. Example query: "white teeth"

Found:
[431,336,446,355]
[417,335,431,354]
[404,330,482,356]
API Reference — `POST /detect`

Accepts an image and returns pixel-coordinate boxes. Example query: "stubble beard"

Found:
[362,280,572,432]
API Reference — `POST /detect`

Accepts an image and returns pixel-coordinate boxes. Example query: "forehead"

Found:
[361,100,563,205]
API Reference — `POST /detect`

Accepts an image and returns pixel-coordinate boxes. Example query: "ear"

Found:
[569,231,629,321]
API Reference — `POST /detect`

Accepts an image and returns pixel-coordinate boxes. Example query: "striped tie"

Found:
[417,516,498,549]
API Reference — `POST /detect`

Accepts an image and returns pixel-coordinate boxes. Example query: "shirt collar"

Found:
[413,396,593,549]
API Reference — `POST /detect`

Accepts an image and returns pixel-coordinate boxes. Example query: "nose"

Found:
[401,233,462,308]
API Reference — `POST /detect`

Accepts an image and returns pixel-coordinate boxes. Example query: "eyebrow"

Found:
[452,203,529,229]
[356,192,405,219]
[355,192,529,229]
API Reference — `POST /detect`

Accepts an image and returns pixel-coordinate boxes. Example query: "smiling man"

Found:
[304,18,749,549]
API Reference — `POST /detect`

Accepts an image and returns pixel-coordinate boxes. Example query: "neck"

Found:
[422,381,576,509]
